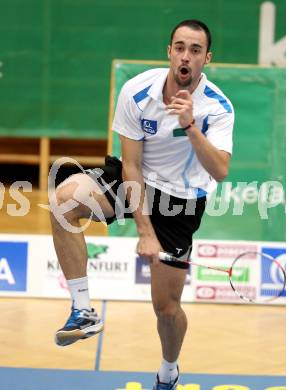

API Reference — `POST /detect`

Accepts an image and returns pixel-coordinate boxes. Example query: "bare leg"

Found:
[157,304,187,362]
[50,173,116,346]
[50,208,89,280]
[50,173,115,280]
[150,261,188,362]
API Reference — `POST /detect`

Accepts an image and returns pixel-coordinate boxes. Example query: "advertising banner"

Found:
[192,241,286,304]
[0,234,286,305]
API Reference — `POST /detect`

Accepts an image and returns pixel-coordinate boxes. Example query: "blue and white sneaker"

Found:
[153,369,179,390]
[55,307,104,347]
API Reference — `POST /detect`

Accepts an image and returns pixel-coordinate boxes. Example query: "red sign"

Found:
[196,285,256,301]
[197,243,258,259]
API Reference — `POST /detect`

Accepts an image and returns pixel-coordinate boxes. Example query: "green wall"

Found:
[108,62,286,241]
[0,0,285,139]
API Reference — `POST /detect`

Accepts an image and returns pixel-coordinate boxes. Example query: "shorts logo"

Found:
[141,119,157,134]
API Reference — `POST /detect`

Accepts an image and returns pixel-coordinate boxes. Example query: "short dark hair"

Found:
[169,19,212,52]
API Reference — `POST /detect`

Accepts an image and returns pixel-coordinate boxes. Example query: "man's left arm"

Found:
[167,89,233,182]
[185,127,231,182]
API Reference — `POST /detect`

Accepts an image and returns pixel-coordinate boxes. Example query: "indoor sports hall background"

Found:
[1,1,286,389]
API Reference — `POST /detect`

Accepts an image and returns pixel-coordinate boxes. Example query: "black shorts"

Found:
[88,156,206,269]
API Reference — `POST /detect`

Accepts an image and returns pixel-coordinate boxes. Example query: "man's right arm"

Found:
[120,135,162,262]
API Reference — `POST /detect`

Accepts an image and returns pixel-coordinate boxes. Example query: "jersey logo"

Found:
[141,119,157,134]
[173,128,188,137]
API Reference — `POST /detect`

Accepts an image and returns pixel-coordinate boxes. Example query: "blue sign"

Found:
[260,247,286,297]
[135,256,191,285]
[0,241,28,291]
[135,256,150,284]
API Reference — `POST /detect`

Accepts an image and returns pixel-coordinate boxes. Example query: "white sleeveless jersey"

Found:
[112,68,234,199]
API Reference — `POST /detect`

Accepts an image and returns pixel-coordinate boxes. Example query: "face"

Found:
[168,26,212,88]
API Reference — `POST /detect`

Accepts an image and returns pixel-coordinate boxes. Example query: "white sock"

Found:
[158,359,178,383]
[66,276,91,310]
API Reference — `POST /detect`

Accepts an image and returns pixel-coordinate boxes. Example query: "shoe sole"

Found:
[153,374,179,389]
[55,322,104,347]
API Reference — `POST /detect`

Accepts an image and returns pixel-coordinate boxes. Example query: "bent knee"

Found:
[49,174,88,218]
[56,185,75,206]
[49,173,114,221]
[49,182,77,209]
[50,173,97,206]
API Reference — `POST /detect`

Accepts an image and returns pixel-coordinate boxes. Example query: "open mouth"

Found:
[179,65,191,77]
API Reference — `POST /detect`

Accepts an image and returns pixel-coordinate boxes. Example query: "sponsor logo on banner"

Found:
[86,243,129,278]
[197,266,249,282]
[197,243,257,258]
[196,286,216,299]
[135,256,151,284]
[47,242,130,290]
[260,247,286,297]
[86,243,108,258]
[0,241,28,291]
[196,285,256,301]
[135,256,190,284]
